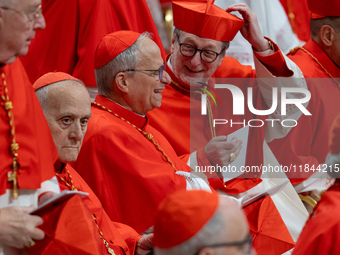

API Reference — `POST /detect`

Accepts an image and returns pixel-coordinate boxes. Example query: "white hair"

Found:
[35,79,85,112]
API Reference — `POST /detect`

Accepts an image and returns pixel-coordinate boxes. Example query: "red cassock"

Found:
[148,50,295,254]
[148,47,292,193]
[73,95,188,234]
[20,0,165,86]
[56,164,140,255]
[0,59,57,195]
[149,55,265,193]
[292,179,340,255]
[269,39,340,184]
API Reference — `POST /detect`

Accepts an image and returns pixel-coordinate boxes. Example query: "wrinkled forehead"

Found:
[137,37,164,66]
[48,81,90,105]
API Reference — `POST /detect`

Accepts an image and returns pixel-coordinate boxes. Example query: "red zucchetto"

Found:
[308,0,340,19]
[33,71,82,91]
[154,190,218,249]
[94,30,140,69]
[172,0,244,41]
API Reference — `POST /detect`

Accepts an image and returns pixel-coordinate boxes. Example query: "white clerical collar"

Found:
[167,56,173,71]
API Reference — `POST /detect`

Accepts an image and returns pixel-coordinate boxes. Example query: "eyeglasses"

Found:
[178,41,224,63]
[0,4,42,22]
[121,62,166,80]
[196,234,253,255]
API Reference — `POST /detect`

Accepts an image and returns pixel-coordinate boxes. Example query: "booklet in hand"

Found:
[241,179,289,208]
[30,190,89,215]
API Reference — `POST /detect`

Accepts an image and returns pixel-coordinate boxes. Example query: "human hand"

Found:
[204,136,242,167]
[0,206,45,249]
[136,234,153,255]
[226,3,269,52]
[301,190,322,215]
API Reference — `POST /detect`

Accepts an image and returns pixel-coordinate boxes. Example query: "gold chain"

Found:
[171,80,216,138]
[206,97,216,138]
[92,214,117,255]
[171,80,193,93]
[55,169,77,191]
[296,46,340,89]
[92,101,177,170]
[55,170,116,254]
[1,72,19,199]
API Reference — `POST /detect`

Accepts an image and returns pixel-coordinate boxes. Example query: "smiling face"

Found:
[124,37,171,115]
[44,81,91,163]
[170,30,226,87]
[0,0,46,64]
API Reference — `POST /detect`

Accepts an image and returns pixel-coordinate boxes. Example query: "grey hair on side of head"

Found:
[154,199,227,255]
[35,85,50,113]
[95,32,153,98]
[310,16,340,38]
[35,79,85,112]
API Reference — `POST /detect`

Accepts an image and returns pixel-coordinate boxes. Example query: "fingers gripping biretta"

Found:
[329,114,340,154]
[94,30,140,69]
[33,72,82,91]
[308,0,340,19]
[172,0,244,41]
[154,190,219,249]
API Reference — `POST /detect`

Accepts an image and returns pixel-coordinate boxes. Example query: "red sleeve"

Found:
[253,38,293,77]
[214,56,255,78]
[112,222,141,255]
[74,117,188,233]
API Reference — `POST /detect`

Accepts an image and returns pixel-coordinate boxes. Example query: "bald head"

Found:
[36,80,91,163]
[219,196,248,241]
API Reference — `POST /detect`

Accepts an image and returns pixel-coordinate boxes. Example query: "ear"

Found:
[319,25,334,47]
[114,72,129,94]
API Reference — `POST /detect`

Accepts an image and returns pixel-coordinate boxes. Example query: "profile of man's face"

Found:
[0,0,45,64]
[122,37,171,115]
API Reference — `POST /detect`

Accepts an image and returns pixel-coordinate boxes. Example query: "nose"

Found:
[190,50,202,67]
[161,70,171,84]
[33,13,46,30]
[69,123,84,142]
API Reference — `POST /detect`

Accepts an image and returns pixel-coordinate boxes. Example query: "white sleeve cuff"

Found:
[175,171,211,192]
[38,176,60,196]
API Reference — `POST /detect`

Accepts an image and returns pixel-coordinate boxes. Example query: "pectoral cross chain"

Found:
[7,157,18,199]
